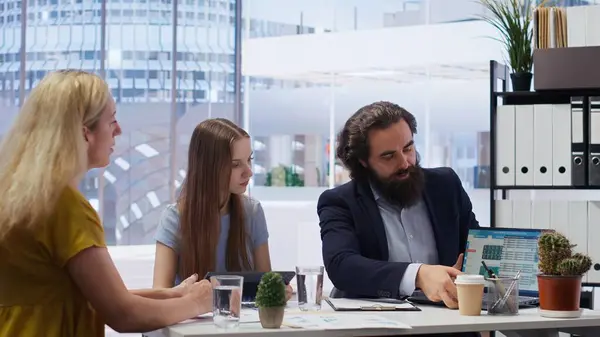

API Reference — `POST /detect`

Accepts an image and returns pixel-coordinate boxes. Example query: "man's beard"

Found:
[369,162,425,209]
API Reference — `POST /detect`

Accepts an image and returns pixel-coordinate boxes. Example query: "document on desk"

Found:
[325,298,420,311]
[283,313,411,330]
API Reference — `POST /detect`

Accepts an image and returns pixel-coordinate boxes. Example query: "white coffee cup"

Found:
[455,274,486,316]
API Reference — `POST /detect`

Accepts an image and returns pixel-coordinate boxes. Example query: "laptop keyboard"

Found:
[483,295,538,306]
[409,292,538,308]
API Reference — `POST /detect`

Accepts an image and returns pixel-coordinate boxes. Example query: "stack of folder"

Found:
[534,7,568,49]
[564,5,600,47]
[496,97,600,187]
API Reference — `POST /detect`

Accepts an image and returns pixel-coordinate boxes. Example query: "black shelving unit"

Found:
[489,60,600,312]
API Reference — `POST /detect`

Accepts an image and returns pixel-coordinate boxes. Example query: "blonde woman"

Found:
[0,70,212,337]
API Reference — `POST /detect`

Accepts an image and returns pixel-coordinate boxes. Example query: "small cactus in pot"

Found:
[538,231,576,275]
[537,231,593,317]
[557,253,593,277]
[538,231,591,277]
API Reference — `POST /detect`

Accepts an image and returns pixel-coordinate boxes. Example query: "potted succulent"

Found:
[537,232,592,318]
[479,0,534,91]
[255,272,287,329]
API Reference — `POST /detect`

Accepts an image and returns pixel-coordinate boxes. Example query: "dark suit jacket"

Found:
[317,167,480,299]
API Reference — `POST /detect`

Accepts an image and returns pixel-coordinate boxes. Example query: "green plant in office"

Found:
[256,272,286,307]
[263,165,305,187]
[537,231,575,275]
[537,231,592,276]
[283,166,305,187]
[265,172,273,186]
[478,0,534,91]
[557,254,593,276]
[536,231,593,318]
[255,272,286,328]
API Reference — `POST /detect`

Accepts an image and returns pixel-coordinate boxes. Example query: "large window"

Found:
[242,0,499,232]
[0,0,517,274]
[0,0,302,247]
[238,0,502,283]
[0,0,514,246]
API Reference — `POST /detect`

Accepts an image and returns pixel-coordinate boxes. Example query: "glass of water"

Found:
[295,266,324,311]
[210,275,243,329]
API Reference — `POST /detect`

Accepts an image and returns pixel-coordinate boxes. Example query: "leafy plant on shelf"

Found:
[478,0,534,74]
[538,231,593,276]
[263,165,304,187]
[255,272,286,308]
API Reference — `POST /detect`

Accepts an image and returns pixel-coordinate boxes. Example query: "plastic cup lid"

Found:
[455,274,485,285]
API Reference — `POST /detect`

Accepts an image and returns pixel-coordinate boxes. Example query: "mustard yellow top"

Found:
[0,187,106,337]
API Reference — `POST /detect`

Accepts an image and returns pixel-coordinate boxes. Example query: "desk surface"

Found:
[154,303,600,337]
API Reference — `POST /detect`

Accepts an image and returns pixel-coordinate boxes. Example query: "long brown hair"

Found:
[177,118,252,280]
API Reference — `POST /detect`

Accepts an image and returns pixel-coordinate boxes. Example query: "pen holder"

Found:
[485,276,519,316]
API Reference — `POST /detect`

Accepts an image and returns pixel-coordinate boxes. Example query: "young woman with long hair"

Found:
[152,118,292,299]
[0,70,212,337]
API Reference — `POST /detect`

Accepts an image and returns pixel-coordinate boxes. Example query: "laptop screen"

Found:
[462,228,543,297]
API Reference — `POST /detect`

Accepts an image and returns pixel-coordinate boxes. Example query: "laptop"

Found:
[409,227,544,309]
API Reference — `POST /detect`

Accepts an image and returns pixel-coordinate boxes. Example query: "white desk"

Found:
[148,302,600,337]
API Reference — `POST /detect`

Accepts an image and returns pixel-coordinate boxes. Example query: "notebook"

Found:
[325,298,421,312]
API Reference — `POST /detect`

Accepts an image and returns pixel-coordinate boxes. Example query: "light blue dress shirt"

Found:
[371,186,439,296]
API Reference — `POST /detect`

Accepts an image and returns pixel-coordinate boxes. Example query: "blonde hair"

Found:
[0,70,111,240]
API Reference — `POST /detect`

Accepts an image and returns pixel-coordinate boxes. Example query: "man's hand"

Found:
[416,255,464,309]
[453,253,464,271]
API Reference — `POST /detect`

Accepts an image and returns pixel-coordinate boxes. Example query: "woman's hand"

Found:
[186,279,213,315]
[285,284,293,302]
[230,287,242,316]
[171,273,199,298]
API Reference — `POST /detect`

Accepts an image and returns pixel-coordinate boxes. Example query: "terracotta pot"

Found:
[258,306,285,329]
[537,274,582,313]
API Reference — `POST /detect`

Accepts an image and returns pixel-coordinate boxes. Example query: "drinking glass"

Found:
[210,275,243,328]
[295,266,324,311]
